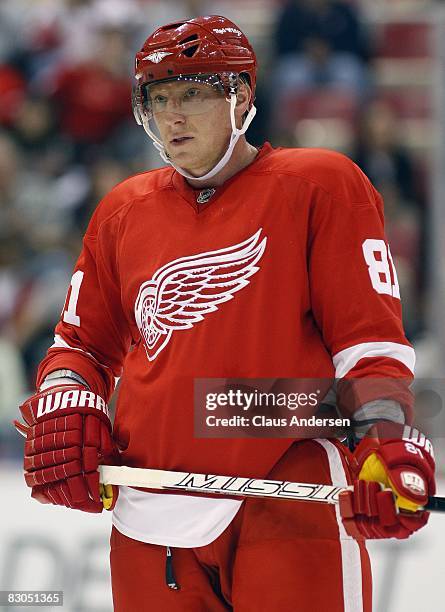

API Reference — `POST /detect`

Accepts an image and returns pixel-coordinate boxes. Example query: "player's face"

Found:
[148,80,233,177]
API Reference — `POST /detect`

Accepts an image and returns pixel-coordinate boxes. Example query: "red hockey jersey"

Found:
[37,143,414,478]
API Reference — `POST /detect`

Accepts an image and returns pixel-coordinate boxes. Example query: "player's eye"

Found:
[152,94,168,104]
[184,88,201,99]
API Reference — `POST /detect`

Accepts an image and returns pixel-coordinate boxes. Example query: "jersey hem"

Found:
[111,501,243,548]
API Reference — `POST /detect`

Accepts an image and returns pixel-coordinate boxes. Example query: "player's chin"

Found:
[167,148,199,168]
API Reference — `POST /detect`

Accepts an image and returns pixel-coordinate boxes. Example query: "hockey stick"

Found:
[99,465,445,512]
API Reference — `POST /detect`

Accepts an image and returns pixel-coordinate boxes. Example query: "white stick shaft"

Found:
[99,465,351,505]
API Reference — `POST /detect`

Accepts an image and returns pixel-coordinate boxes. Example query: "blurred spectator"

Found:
[352,101,424,337]
[0,233,26,340]
[16,245,76,386]
[276,0,370,61]
[273,0,371,116]
[378,181,422,338]
[9,96,57,152]
[0,125,86,247]
[75,157,131,232]
[47,27,133,160]
[0,65,26,126]
[0,130,84,378]
[353,101,418,202]
[0,0,28,63]
[7,95,74,177]
[0,133,25,242]
[19,0,141,79]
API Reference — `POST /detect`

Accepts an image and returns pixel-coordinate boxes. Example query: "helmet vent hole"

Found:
[182,44,200,58]
[162,22,185,31]
[180,34,199,45]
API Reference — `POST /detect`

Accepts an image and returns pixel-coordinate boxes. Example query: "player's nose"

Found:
[163,111,186,126]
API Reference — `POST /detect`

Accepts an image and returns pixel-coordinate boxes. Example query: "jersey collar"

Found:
[170,142,274,212]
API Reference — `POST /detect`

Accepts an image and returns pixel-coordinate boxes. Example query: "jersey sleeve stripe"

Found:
[332,342,415,379]
[51,334,114,374]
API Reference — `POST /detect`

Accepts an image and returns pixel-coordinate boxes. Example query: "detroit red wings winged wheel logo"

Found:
[134,230,267,361]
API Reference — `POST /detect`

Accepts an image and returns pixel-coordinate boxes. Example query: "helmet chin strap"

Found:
[142,94,257,182]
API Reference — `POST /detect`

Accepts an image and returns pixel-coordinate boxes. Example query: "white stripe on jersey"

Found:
[51,334,116,379]
[315,439,365,612]
[333,341,415,378]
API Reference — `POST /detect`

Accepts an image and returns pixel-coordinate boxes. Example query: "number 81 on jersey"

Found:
[362,239,400,299]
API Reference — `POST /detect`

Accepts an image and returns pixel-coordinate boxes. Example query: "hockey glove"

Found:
[339,423,435,539]
[15,384,119,513]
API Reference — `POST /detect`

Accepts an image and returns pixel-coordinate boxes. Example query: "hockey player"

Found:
[16,16,435,611]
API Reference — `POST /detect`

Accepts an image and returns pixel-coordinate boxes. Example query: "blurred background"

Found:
[0,0,444,610]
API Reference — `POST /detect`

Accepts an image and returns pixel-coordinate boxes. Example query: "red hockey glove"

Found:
[15,384,119,513]
[339,423,435,539]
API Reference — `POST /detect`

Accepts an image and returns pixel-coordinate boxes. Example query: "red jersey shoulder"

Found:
[86,166,174,234]
[263,146,378,206]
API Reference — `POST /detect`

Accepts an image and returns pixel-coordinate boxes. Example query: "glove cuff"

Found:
[19,384,111,429]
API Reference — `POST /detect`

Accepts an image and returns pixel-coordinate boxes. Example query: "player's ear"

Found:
[236,82,251,114]
[234,82,251,127]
